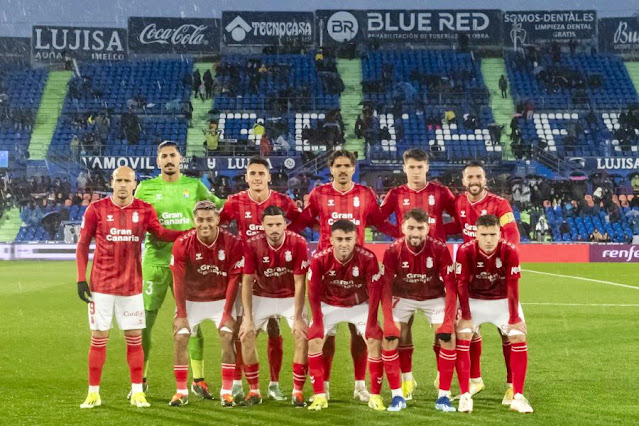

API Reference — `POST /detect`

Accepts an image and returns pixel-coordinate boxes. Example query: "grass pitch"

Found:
[1,261,638,425]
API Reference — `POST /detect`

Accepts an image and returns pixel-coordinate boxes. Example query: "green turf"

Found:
[2,261,639,424]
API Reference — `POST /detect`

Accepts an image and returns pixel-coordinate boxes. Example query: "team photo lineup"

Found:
[75,144,532,414]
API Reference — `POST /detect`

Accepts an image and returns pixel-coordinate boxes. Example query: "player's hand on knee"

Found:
[293,318,308,339]
[173,318,191,336]
[507,320,527,336]
[77,281,92,303]
[238,319,254,341]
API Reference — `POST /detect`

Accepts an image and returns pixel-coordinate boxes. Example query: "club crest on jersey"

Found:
[106,214,114,222]
[218,250,226,261]
[428,195,435,206]
[353,196,360,208]
[132,211,139,223]
[460,210,466,218]
[183,190,190,199]
[352,266,359,277]
[481,209,487,215]
[328,199,335,206]
[285,250,292,262]
[196,253,203,260]
[155,193,163,199]
[426,257,433,268]
[403,198,410,206]
[496,257,502,268]
[245,211,252,219]
[402,261,410,268]
[262,256,270,263]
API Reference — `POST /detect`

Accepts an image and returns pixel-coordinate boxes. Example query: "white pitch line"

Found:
[522,269,639,291]
[523,303,639,307]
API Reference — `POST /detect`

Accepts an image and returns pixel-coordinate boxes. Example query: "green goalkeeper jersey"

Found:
[135,175,224,266]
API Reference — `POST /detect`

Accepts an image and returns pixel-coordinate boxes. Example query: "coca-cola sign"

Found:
[128,17,220,53]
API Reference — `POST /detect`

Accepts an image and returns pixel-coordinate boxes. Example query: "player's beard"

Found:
[163,164,177,175]
[408,236,424,247]
[468,183,484,196]
[268,232,283,246]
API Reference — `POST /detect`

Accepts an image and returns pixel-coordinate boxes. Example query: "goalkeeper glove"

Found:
[77,281,92,303]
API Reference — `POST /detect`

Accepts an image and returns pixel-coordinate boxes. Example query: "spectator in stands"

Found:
[76,172,88,192]
[589,228,609,242]
[444,110,456,125]
[70,135,80,162]
[192,69,201,98]
[354,107,378,140]
[203,69,214,99]
[21,199,42,227]
[499,75,508,98]
[534,215,549,241]
[94,112,110,147]
[253,119,265,138]
[203,123,220,152]
[524,101,534,120]
[121,108,141,145]
[260,133,272,157]
[273,135,290,153]
[198,81,206,102]
[559,219,571,235]
[568,39,577,55]
[631,174,639,195]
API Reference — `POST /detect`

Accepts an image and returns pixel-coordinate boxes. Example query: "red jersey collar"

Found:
[466,190,488,205]
[404,238,425,256]
[247,189,272,205]
[267,233,286,252]
[109,196,134,209]
[477,240,499,259]
[406,182,430,193]
[331,181,355,195]
[333,249,354,265]
[197,228,220,249]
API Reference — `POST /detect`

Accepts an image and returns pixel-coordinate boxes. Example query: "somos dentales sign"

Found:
[128,17,220,54]
[32,26,127,63]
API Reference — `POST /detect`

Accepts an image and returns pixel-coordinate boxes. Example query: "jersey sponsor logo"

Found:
[455,262,462,274]
[511,265,521,275]
[196,253,203,260]
[246,223,264,237]
[160,212,190,225]
[234,257,245,269]
[132,211,139,223]
[328,212,361,226]
[197,263,228,276]
[426,257,433,268]
[328,199,335,206]
[428,195,435,206]
[245,211,252,219]
[262,256,270,263]
[496,257,502,268]
[446,264,454,274]
[301,260,310,270]
[285,250,292,262]
[218,249,226,260]
[353,196,360,208]
[106,227,140,242]
[264,266,294,278]
[122,310,144,317]
[402,261,410,268]
[107,214,114,222]
[329,278,360,289]
[372,265,384,282]
[352,266,359,277]
[463,223,476,238]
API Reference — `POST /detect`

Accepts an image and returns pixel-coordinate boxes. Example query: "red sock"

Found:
[125,335,144,385]
[293,362,307,393]
[382,349,401,391]
[470,336,482,379]
[398,345,414,374]
[503,341,513,384]
[323,336,335,381]
[368,356,383,395]
[456,339,471,394]
[88,336,108,386]
[174,364,189,391]
[234,339,243,381]
[437,348,456,392]
[244,363,260,392]
[221,363,235,392]
[308,352,325,394]
[351,333,368,381]
[268,336,283,382]
[510,342,528,395]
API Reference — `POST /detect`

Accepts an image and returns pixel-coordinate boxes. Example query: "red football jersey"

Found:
[456,239,522,323]
[291,182,398,250]
[170,228,244,317]
[76,197,182,296]
[219,190,301,239]
[454,191,520,244]
[381,182,456,241]
[382,236,455,301]
[243,230,309,298]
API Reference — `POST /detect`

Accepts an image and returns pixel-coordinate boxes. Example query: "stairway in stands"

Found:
[0,208,21,242]
[186,62,215,156]
[337,59,364,158]
[481,58,516,160]
[28,71,73,160]
[624,62,639,97]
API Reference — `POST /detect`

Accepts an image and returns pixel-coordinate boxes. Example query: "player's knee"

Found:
[91,330,109,339]
[439,335,456,350]
[219,331,234,348]
[267,318,280,337]
[294,334,308,351]
[456,331,473,341]
[308,338,323,353]
[382,338,398,351]
[241,330,257,344]
[366,337,381,351]
[508,333,526,344]
[175,333,189,347]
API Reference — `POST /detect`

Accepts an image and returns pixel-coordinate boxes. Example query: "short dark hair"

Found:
[462,160,485,174]
[404,208,430,223]
[331,219,356,234]
[476,214,499,228]
[403,149,429,163]
[193,200,219,216]
[327,149,357,167]
[247,155,270,170]
[261,205,286,221]
[157,140,180,155]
